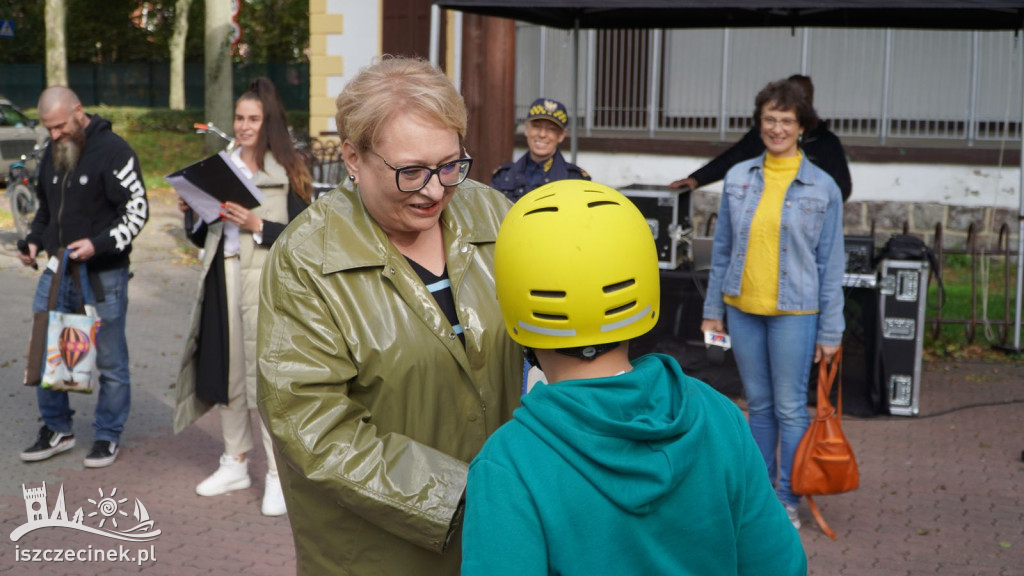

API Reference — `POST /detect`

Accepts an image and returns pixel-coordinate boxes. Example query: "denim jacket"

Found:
[702,153,845,346]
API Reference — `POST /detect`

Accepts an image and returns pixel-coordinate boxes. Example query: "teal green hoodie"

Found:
[462,353,806,575]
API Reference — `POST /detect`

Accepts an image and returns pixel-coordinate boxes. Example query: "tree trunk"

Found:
[204,0,234,152]
[460,14,516,185]
[44,0,67,87]
[169,0,194,111]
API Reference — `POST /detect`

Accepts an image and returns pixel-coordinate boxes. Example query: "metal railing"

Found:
[930,222,1019,346]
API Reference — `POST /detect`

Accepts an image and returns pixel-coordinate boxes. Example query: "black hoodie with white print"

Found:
[27,114,148,272]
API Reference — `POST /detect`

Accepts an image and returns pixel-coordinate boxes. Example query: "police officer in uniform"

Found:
[491,97,589,203]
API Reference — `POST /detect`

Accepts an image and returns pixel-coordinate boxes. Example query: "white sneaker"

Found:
[196,454,251,496]
[261,470,287,516]
[785,504,801,530]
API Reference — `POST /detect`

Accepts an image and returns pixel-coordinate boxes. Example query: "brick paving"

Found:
[0,189,1021,575]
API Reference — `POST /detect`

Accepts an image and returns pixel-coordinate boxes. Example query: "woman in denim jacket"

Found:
[702,78,845,530]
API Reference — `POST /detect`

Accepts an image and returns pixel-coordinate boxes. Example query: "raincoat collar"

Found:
[321,179,499,275]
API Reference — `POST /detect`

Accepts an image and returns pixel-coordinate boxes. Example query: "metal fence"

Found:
[0,62,310,111]
[515,25,1023,146]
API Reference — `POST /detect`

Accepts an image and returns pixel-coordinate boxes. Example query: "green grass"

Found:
[924,253,1023,360]
[122,129,205,189]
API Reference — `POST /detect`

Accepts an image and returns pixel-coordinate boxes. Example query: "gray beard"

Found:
[53,139,81,173]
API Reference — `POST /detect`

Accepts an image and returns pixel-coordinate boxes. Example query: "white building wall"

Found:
[515,148,1021,210]
[323,0,381,132]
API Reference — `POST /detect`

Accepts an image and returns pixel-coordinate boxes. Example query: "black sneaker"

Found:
[83,441,119,468]
[20,425,76,462]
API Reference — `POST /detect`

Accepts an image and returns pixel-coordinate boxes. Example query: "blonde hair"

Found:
[335,55,467,152]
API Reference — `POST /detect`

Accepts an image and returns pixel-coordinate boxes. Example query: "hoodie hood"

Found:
[515,353,710,514]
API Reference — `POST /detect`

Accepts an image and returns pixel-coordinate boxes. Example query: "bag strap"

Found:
[809,346,844,541]
[53,249,92,315]
[45,248,69,311]
[806,496,837,540]
[816,346,843,420]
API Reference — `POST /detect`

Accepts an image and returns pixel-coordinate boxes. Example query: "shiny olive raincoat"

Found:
[256,179,523,576]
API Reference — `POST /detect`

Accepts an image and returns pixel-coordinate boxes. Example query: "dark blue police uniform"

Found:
[491,149,589,203]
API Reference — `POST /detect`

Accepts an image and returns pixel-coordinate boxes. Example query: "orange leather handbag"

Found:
[791,347,859,539]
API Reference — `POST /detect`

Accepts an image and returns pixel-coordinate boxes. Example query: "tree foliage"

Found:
[0,0,308,64]
[234,0,310,63]
[0,0,46,62]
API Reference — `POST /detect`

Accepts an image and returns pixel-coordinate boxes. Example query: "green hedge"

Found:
[72,106,309,135]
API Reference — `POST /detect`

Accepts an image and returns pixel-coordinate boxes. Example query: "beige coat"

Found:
[173,153,289,433]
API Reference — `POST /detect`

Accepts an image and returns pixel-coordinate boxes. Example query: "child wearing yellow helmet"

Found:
[462,179,807,576]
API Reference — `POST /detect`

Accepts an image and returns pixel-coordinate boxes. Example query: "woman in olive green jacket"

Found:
[256,56,523,575]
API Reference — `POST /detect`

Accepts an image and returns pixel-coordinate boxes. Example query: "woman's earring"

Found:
[348,174,356,182]
[798,133,803,144]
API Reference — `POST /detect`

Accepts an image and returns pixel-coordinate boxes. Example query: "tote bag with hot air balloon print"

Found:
[41,256,102,393]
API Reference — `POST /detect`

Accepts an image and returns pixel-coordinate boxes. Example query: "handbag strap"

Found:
[806,496,838,540]
[817,346,844,420]
[45,248,68,311]
[51,249,92,314]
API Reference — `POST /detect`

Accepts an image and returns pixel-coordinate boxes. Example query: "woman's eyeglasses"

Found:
[371,151,473,193]
[760,115,798,129]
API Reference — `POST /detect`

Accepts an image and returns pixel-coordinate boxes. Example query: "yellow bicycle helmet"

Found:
[495,179,660,352]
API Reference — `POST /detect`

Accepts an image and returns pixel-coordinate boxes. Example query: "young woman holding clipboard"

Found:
[172,77,313,517]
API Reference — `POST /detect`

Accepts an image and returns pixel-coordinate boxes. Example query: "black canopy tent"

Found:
[431,0,1024,350]
[433,1,1024,31]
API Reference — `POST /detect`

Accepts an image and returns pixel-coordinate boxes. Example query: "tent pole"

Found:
[1013,40,1024,352]
[571,17,580,164]
[429,4,441,66]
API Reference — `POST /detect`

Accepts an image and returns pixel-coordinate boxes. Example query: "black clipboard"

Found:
[166,151,262,208]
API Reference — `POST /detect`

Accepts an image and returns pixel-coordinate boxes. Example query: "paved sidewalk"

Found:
[0,189,1021,575]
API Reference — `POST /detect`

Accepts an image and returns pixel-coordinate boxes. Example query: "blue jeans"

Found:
[33,265,132,444]
[726,305,816,507]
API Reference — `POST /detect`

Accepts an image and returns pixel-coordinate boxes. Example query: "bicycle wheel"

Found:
[10,183,38,238]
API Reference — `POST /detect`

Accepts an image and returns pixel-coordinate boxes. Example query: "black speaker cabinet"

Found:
[809,284,884,417]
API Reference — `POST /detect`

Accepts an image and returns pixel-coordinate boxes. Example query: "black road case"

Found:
[878,259,929,416]
[620,184,692,270]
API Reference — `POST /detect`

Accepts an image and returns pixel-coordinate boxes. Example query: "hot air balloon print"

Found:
[59,326,92,369]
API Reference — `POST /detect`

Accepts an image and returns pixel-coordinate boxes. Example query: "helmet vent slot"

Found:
[525,206,559,216]
[531,290,566,298]
[606,301,636,316]
[602,279,635,293]
[587,200,619,208]
[534,312,569,321]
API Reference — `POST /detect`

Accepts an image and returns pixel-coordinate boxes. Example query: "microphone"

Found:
[16,239,38,270]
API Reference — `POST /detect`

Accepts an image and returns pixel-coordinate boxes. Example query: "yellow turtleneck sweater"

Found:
[724,152,813,316]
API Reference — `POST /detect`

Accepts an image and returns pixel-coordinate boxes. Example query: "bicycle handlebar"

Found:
[194,122,236,150]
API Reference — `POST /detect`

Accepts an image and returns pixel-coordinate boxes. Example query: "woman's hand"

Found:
[815,344,840,364]
[221,201,262,233]
[669,177,697,191]
[701,319,724,334]
[177,196,190,213]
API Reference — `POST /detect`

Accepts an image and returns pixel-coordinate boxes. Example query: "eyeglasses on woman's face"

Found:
[370,151,473,193]
[760,115,799,129]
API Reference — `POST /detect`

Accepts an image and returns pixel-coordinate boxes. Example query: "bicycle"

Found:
[7,141,46,238]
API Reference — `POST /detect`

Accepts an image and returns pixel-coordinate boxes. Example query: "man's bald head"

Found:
[39,86,89,172]
[38,86,82,117]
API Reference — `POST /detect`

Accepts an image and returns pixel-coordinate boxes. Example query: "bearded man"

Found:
[18,86,148,468]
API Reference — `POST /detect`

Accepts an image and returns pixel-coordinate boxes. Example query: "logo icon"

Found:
[10,482,161,542]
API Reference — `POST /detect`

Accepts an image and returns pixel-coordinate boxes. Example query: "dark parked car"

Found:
[0,97,48,185]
